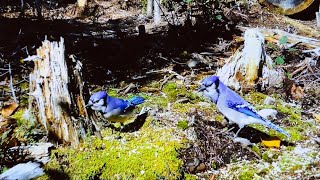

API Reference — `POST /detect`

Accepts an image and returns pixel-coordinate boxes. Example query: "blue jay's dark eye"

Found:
[204,81,213,87]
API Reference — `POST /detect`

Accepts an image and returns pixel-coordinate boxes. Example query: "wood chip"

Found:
[1,102,19,117]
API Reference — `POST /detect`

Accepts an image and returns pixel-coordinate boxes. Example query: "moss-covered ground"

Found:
[35,79,320,179]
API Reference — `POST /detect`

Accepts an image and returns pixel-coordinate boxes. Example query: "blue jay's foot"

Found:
[137,106,151,116]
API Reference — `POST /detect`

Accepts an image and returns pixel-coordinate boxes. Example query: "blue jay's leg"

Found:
[234,125,245,137]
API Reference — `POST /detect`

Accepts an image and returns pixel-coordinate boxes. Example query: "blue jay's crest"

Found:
[198,76,220,92]
[87,91,108,110]
[89,91,107,101]
[202,76,219,87]
[126,96,145,107]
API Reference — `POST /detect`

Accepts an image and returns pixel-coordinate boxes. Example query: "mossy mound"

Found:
[41,117,185,179]
[244,92,315,141]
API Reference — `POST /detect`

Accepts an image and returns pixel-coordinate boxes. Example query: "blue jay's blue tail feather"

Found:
[265,121,290,138]
[127,96,145,107]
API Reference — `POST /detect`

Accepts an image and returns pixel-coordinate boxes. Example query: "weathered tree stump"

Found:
[28,37,90,148]
[217,28,285,91]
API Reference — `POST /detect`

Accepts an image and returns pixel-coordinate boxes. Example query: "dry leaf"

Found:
[1,102,19,117]
[290,84,304,100]
[314,114,320,122]
[261,138,281,148]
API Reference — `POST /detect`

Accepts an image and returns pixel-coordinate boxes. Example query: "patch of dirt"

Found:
[179,119,258,175]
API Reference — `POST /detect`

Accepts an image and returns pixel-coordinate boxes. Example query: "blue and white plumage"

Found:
[87,91,145,123]
[198,76,290,138]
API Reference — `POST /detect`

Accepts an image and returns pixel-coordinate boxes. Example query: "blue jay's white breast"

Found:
[91,104,105,111]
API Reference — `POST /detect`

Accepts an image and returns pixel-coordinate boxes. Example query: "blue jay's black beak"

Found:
[85,102,92,108]
[197,85,206,92]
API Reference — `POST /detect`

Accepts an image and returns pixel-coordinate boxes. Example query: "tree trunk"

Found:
[153,0,161,25]
[28,37,90,148]
[147,0,153,18]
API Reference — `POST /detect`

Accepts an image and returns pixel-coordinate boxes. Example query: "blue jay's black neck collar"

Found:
[215,79,220,94]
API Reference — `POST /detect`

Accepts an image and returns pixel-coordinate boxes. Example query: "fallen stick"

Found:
[238,26,320,49]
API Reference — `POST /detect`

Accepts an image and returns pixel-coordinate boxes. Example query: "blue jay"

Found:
[198,76,290,138]
[86,91,145,123]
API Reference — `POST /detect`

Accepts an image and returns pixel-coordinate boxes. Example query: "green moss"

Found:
[145,94,169,109]
[177,120,189,130]
[251,144,261,155]
[107,89,118,97]
[244,92,316,140]
[162,81,196,102]
[43,117,185,179]
[245,92,267,104]
[215,114,225,122]
[11,109,37,142]
[185,173,197,180]
[19,82,29,91]
[238,168,255,180]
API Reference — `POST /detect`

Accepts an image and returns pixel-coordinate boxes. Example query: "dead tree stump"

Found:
[28,37,90,148]
[217,28,285,92]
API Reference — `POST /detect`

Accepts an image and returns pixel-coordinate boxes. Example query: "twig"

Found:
[118,83,136,95]
[302,47,320,56]
[160,74,175,90]
[8,63,17,102]
[0,71,9,77]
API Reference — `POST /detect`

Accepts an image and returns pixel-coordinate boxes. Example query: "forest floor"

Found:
[0,0,320,179]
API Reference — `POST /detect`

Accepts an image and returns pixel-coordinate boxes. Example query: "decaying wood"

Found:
[280,16,320,38]
[217,28,285,91]
[8,143,54,164]
[0,162,44,180]
[238,26,320,49]
[28,38,90,148]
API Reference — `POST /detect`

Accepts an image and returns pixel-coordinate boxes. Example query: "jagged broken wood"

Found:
[8,143,54,164]
[0,162,44,180]
[28,37,91,148]
[217,28,285,91]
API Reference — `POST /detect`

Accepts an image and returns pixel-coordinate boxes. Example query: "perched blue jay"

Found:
[198,76,290,138]
[86,91,145,123]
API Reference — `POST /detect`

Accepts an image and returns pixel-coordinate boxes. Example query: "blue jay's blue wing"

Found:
[105,96,129,114]
[125,96,145,111]
[227,100,265,121]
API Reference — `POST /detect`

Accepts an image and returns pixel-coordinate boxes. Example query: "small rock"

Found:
[187,59,199,68]
[220,118,229,127]
[314,137,320,145]
[258,109,278,120]
[196,102,211,107]
[264,96,276,105]
[233,137,253,147]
